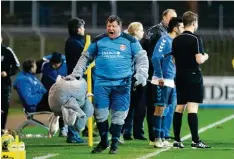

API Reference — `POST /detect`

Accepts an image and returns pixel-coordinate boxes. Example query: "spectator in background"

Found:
[40,52,67,91]
[141,9,177,145]
[122,22,147,141]
[65,17,85,75]
[37,52,68,137]
[1,36,20,130]
[64,17,86,143]
[13,60,50,113]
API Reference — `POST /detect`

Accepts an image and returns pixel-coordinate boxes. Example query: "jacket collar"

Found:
[70,34,84,40]
[160,21,168,30]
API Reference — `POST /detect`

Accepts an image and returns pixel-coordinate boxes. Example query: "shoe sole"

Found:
[163,145,173,148]
[173,146,184,149]
[154,145,164,148]
[91,148,109,154]
[191,147,211,149]
[67,140,86,144]
[109,151,117,154]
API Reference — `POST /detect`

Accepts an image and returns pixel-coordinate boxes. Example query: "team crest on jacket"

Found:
[120,44,126,51]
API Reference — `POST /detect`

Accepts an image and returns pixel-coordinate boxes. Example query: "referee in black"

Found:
[172,11,210,148]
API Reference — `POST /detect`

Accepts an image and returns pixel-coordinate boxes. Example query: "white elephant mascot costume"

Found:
[48,77,94,136]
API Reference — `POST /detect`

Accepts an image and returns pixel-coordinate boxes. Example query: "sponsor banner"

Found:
[200,104,234,108]
[203,76,234,105]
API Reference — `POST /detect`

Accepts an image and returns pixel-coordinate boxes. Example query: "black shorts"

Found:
[175,71,204,104]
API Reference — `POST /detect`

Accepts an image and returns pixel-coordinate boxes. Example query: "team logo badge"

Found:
[120,44,126,51]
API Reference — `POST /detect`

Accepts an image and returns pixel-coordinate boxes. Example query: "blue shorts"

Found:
[153,85,174,107]
[163,88,176,116]
[94,84,131,111]
[163,106,169,116]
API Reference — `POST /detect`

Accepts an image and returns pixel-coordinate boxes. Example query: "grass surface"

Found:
[9,108,233,159]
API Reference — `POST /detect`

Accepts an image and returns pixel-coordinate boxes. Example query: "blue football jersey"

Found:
[86,32,143,86]
[152,34,176,79]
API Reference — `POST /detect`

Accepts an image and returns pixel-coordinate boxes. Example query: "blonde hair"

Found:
[127,22,143,37]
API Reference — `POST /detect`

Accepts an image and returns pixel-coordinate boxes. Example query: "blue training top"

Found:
[152,34,176,80]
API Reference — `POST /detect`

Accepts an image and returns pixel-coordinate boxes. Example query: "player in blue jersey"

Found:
[151,17,184,148]
[66,15,149,154]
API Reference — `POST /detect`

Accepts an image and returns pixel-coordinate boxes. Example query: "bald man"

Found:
[141,9,177,144]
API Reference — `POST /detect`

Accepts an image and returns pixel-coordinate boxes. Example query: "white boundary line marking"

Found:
[32,153,58,159]
[137,114,234,159]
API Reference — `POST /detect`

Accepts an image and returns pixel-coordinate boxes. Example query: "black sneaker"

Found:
[91,142,109,154]
[191,140,211,149]
[173,141,184,148]
[165,136,175,140]
[123,135,133,140]
[109,146,118,154]
[134,135,147,140]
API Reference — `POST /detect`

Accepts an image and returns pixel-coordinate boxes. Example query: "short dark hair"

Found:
[23,60,35,73]
[50,52,62,64]
[106,15,122,27]
[162,9,176,18]
[168,17,183,33]
[68,17,85,36]
[182,11,198,27]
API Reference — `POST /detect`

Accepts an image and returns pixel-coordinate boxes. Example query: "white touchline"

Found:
[137,114,234,159]
[32,153,58,159]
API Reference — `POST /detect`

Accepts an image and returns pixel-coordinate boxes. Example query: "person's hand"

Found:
[86,93,94,97]
[204,53,209,61]
[1,71,7,77]
[56,75,62,82]
[158,78,164,87]
[134,74,147,87]
[63,75,81,81]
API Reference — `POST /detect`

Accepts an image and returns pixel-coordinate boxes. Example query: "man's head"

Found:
[106,15,122,39]
[23,60,36,74]
[182,11,198,32]
[68,17,85,36]
[50,52,62,69]
[162,9,177,27]
[168,17,184,35]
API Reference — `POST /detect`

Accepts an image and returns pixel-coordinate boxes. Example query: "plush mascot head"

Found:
[49,77,87,114]
[48,77,93,137]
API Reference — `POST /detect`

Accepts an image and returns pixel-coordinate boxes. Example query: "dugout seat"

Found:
[13,86,53,137]
[16,108,52,136]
